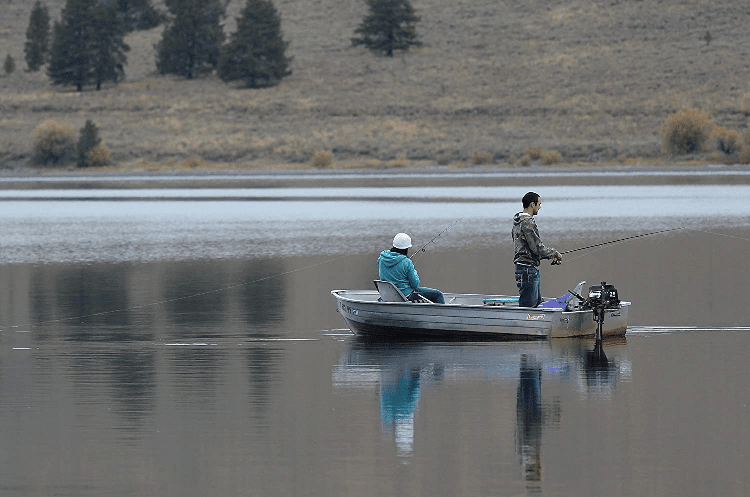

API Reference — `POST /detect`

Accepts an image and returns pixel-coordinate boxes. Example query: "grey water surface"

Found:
[0,174,748,496]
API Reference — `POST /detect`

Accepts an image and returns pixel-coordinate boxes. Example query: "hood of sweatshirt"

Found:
[513,212,532,226]
[378,250,408,268]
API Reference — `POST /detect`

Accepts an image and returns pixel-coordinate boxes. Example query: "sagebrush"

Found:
[32,119,76,165]
[661,108,714,155]
[311,150,333,167]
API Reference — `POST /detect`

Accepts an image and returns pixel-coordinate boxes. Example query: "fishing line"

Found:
[1,252,356,330]
[560,245,607,264]
[683,227,750,243]
[410,220,459,263]
[559,227,686,256]
[556,226,750,265]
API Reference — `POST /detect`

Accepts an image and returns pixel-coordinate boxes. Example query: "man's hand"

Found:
[550,250,563,265]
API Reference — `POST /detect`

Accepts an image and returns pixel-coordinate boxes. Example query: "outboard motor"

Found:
[587,281,620,341]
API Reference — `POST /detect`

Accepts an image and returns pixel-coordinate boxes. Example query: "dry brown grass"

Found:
[2,0,750,169]
[469,151,493,165]
[519,148,562,166]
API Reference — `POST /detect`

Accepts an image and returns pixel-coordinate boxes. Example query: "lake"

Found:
[0,168,748,496]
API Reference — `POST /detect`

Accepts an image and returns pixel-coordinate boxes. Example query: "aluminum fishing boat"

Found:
[331,280,629,340]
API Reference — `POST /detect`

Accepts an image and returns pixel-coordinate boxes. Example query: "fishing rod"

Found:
[410,220,459,260]
[559,227,686,255]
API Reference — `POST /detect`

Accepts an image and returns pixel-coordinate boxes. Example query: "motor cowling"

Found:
[587,281,620,310]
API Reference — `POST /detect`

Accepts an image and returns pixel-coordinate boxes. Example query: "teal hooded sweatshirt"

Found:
[377,250,420,296]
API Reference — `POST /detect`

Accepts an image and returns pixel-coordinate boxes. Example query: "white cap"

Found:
[393,232,412,249]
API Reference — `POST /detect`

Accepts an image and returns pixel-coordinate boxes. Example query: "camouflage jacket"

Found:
[512,212,556,267]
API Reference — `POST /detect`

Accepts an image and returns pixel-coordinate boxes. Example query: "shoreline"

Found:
[0,163,749,189]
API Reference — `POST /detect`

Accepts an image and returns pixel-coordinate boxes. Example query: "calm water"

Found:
[1,172,749,496]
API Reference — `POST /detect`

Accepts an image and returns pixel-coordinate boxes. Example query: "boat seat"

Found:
[374,280,408,302]
[373,280,431,303]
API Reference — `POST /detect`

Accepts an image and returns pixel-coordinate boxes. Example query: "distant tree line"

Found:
[23,0,421,91]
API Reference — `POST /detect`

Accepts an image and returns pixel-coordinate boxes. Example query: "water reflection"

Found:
[16,259,288,335]
[516,354,544,483]
[334,338,630,473]
[380,367,422,457]
[3,258,293,438]
[109,349,156,430]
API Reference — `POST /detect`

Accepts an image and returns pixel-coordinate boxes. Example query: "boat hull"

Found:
[332,290,629,340]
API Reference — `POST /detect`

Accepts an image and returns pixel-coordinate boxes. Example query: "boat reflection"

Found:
[333,337,629,468]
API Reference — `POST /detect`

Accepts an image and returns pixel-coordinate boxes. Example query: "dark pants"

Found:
[515,264,541,308]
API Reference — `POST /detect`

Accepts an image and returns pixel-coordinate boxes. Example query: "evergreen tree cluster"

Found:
[157,0,292,88]
[26,0,421,92]
[47,0,130,91]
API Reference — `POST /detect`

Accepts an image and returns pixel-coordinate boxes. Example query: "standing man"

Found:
[512,192,562,307]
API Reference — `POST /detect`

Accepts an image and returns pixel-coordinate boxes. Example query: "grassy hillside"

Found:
[1,0,749,170]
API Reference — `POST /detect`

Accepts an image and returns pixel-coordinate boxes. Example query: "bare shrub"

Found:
[523,148,543,161]
[32,119,76,165]
[469,150,492,165]
[541,149,563,165]
[660,107,714,155]
[521,148,543,166]
[183,156,204,168]
[85,143,112,167]
[709,125,741,155]
[520,148,560,165]
[435,152,453,165]
[311,150,333,168]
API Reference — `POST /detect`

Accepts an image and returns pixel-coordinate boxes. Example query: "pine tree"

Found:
[4,54,16,75]
[91,2,130,90]
[155,0,225,79]
[47,0,98,91]
[114,0,162,32]
[24,0,51,72]
[217,0,291,88]
[77,120,101,167]
[351,0,422,57]
[48,0,129,91]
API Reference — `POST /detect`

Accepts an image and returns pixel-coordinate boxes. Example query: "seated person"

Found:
[377,232,445,304]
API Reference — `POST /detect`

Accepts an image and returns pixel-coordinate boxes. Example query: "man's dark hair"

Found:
[390,247,408,256]
[522,191,540,208]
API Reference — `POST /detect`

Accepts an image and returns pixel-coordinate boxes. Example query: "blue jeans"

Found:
[515,264,541,308]
[409,287,445,304]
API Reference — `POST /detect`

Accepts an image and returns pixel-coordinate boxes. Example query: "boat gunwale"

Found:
[330,289,631,315]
